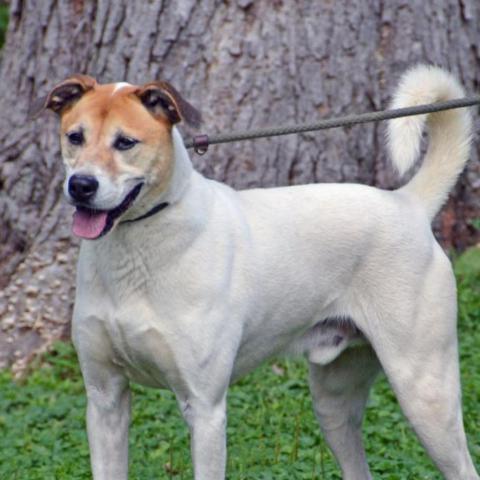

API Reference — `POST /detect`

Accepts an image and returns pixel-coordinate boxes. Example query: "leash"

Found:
[125,96,480,224]
[184,96,480,155]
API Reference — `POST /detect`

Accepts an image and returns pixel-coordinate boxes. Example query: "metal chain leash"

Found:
[184,96,480,155]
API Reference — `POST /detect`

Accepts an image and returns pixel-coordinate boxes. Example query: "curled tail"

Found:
[387,65,473,220]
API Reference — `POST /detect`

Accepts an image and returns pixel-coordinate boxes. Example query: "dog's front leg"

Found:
[180,395,228,480]
[84,369,131,480]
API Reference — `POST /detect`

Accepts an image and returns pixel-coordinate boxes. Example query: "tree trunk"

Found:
[1,0,479,371]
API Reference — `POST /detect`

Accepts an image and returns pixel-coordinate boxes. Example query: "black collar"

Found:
[120,201,169,225]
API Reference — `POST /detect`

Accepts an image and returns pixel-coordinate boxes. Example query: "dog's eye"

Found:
[113,135,139,151]
[66,131,84,146]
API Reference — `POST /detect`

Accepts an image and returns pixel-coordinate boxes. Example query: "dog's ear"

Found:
[30,74,96,118]
[136,81,201,128]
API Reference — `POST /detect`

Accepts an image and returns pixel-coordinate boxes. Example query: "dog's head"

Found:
[34,75,200,240]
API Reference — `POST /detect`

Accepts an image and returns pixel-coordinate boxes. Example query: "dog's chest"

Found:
[75,245,192,389]
[106,305,177,388]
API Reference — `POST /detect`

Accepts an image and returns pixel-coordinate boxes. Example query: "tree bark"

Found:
[1,0,479,370]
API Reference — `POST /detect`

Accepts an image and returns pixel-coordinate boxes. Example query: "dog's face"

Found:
[37,75,200,239]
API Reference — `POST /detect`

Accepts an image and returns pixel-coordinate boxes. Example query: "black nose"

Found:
[68,175,99,203]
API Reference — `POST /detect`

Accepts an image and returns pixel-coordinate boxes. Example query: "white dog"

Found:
[37,65,478,479]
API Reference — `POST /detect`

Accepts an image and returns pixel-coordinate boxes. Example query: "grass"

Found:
[0,4,8,48]
[0,248,479,479]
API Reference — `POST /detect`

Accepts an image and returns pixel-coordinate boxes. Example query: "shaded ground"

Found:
[0,239,75,375]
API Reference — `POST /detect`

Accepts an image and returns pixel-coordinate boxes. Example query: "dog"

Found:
[36,65,479,479]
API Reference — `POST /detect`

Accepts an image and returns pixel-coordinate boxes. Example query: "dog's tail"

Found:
[387,65,473,220]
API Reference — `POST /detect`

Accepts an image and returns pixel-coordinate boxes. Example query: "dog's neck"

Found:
[162,127,195,205]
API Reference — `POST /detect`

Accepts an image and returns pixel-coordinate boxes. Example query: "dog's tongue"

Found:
[72,209,108,239]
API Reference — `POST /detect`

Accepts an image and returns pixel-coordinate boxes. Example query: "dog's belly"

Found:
[230,314,367,382]
[105,311,367,390]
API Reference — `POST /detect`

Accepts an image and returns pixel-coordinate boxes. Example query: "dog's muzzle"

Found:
[71,183,144,240]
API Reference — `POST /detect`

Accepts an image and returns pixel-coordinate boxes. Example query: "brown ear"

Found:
[136,81,201,128]
[30,74,96,118]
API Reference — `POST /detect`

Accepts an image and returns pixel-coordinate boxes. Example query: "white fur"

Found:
[72,67,479,480]
[112,82,132,94]
[387,64,473,219]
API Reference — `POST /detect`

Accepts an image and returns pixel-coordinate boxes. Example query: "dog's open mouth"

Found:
[72,183,143,240]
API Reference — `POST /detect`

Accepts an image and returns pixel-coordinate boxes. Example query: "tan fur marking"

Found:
[60,82,174,184]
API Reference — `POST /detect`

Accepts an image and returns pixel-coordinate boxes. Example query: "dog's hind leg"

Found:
[365,249,479,480]
[308,344,380,480]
